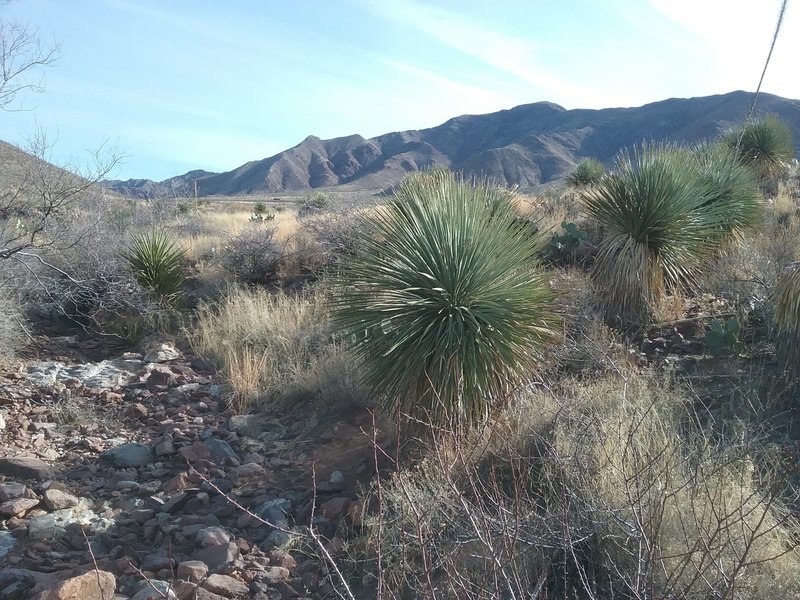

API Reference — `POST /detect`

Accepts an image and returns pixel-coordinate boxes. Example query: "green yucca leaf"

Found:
[725,116,794,181]
[565,158,605,188]
[122,230,186,306]
[774,263,800,376]
[330,171,557,430]
[585,143,761,326]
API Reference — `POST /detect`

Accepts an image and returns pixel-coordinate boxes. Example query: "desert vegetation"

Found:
[2,109,800,599]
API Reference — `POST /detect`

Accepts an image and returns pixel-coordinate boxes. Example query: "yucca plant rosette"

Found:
[584,143,762,326]
[774,262,800,376]
[122,229,186,307]
[330,171,557,430]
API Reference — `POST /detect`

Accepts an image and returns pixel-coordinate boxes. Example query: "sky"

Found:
[1,0,798,180]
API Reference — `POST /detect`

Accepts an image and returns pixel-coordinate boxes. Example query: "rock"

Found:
[0,497,39,517]
[233,462,268,483]
[147,366,178,389]
[320,497,350,521]
[176,560,208,583]
[130,580,177,600]
[267,549,297,570]
[193,542,239,572]
[196,526,232,547]
[46,569,116,600]
[179,443,211,462]
[227,414,259,434]
[204,438,237,463]
[25,358,140,389]
[128,403,148,419]
[0,482,34,501]
[328,470,345,492]
[163,472,191,493]
[202,574,248,598]
[260,566,290,585]
[0,456,56,480]
[42,489,80,511]
[144,342,183,363]
[103,443,154,467]
[142,552,175,571]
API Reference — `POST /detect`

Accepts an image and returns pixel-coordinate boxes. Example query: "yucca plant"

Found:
[122,230,186,307]
[774,263,800,376]
[565,158,605,188]
[330,171,557,430]
[585,143,759,327]
[726,116,794,182]
[693,142,763,241]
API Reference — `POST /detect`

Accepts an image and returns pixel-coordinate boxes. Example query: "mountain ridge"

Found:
[103,91,800,198]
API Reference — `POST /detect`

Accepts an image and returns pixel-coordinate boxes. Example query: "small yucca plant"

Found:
[585,143,761,326]
[122,230,186,306]
[726,116,794,182]
[774,263,800,376]
[565,158,605,188]
[331,171,557,430]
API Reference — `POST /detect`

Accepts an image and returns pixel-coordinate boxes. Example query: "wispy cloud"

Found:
[357,0,616,107]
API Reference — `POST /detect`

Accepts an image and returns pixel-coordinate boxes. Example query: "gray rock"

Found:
[329,470,345,491]
[103,443,155,467]
[0,531,16,560]
[204,438,238,463]
[130,580,177,600]
[228,414,260,434]
[25,357,142,389]
[28,502,113,541]
[196,526,232,547]
[0,456,56,481]
[177,560,208,583]
[0,497,38,517]
[193,541,239,572]
[0,482,33,501]
[143,342,182,363]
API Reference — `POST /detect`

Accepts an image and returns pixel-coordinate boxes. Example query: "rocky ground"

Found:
[0,337,376,600]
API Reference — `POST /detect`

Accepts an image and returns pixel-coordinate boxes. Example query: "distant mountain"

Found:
[103,91,800,197]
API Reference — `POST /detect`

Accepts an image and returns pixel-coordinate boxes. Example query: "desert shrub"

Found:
[0,286,28,365]
[331,170,557,430]
[774,263,800,377]
[565,158,605,188]
[585,143,761,327]
[300,209,376,269]
[189,286,366,413]
[122,230,186,307]
[726,115,794,183]
[541,220,589,265]
[360,373,800,599]
[220,223,282,287]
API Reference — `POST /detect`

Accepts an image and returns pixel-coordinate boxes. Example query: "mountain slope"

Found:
[104,91,800,197]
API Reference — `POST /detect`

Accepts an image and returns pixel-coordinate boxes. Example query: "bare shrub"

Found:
[0,285,28,365]
[358,373,800,599]
[219,223,282,287]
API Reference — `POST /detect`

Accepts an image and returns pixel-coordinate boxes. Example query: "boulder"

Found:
[42,489,80,511]
[0,497,39,517]
[0,456,56,481]
[144,342,183,363]
[193,542,239,572]
[102,443,154,467]
[202,574,248,598]
[176,560,208,583]
[45,570,116,600]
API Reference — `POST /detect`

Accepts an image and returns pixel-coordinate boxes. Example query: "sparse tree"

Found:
[0,17,59,110]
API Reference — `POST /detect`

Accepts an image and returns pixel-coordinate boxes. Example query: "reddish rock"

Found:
[179,443,211,462]
[177,560,208,583]
[163,471,191,493]
[202,574,248,598]
[0,497,39,517]
[320,497,351,521]
[267,549,297,570]
[42,489,79,511]
[46,570,116,600]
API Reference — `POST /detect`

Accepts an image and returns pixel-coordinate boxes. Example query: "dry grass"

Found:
[188,285,366,413]
[361,371,800,599]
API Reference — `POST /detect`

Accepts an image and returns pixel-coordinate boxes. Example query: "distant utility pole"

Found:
[194,181,198,199]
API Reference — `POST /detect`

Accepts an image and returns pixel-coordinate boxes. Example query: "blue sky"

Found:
[2,0,798,180]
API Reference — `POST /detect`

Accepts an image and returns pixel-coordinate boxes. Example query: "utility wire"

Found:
[737,0,788,153]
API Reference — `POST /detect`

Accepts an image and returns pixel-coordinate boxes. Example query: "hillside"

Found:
[103,90,800,197]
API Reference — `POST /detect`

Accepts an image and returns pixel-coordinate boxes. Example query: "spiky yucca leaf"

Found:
[331,172,557,429]
[693,143,763,241]
[565,158,605,188]
[122,230,186,306]
[585,144,759,326]
[726,116,794,181]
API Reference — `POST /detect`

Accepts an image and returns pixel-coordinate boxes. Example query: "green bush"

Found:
[122,230,186,307]
[331,171,557,429]
[585,143,761,326]
[565,158,605,188]
[726,116,794,182]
